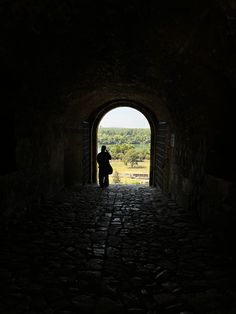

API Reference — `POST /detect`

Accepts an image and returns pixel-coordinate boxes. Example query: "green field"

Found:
[97,159,150,185]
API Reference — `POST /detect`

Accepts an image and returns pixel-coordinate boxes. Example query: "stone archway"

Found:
[64,92,171,192]
[87,100,160,186]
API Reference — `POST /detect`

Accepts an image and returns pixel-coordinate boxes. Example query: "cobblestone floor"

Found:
[1,185,236,314]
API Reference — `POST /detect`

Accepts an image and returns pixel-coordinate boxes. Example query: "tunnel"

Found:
[0,1,236,313]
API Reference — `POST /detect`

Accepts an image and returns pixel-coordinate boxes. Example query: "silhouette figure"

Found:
[97,145,112,188]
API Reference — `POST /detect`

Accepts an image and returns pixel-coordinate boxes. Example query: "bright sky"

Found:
[99,107,150,128]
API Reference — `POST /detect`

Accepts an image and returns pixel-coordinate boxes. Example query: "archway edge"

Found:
[90,98,159,186]
[89,98,158,130]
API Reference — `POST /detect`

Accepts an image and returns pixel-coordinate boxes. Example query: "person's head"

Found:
[101,145,106,152]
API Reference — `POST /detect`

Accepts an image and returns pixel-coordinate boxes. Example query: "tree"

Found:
[110,144,134,160]
[112,170,120,184]
[97,128,151,146]
[123,149,139,167]
[138,148,150,161]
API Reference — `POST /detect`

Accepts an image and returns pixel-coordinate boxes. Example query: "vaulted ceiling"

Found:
[1,0,235,130]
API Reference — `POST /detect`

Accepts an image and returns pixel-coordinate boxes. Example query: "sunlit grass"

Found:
[96,160,150,184]
[110,160,149,174]
[97,159,150,185]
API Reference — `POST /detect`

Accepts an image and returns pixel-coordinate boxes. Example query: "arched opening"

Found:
[97,107,151,185]
[90,100,158,186]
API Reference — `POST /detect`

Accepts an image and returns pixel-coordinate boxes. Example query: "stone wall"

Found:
[169,133,206,208]
[155,122,170,192]
[168,127,236,251]
[0,112,64,224]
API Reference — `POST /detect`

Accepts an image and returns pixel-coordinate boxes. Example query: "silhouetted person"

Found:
[97,145,112,188]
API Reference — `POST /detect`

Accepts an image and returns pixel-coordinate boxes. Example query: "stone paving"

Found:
[0,185,236,314]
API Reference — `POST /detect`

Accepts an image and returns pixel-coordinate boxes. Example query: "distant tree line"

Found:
[98,127,150,145]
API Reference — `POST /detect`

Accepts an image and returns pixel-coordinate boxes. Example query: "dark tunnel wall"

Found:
[0,0,235,238]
